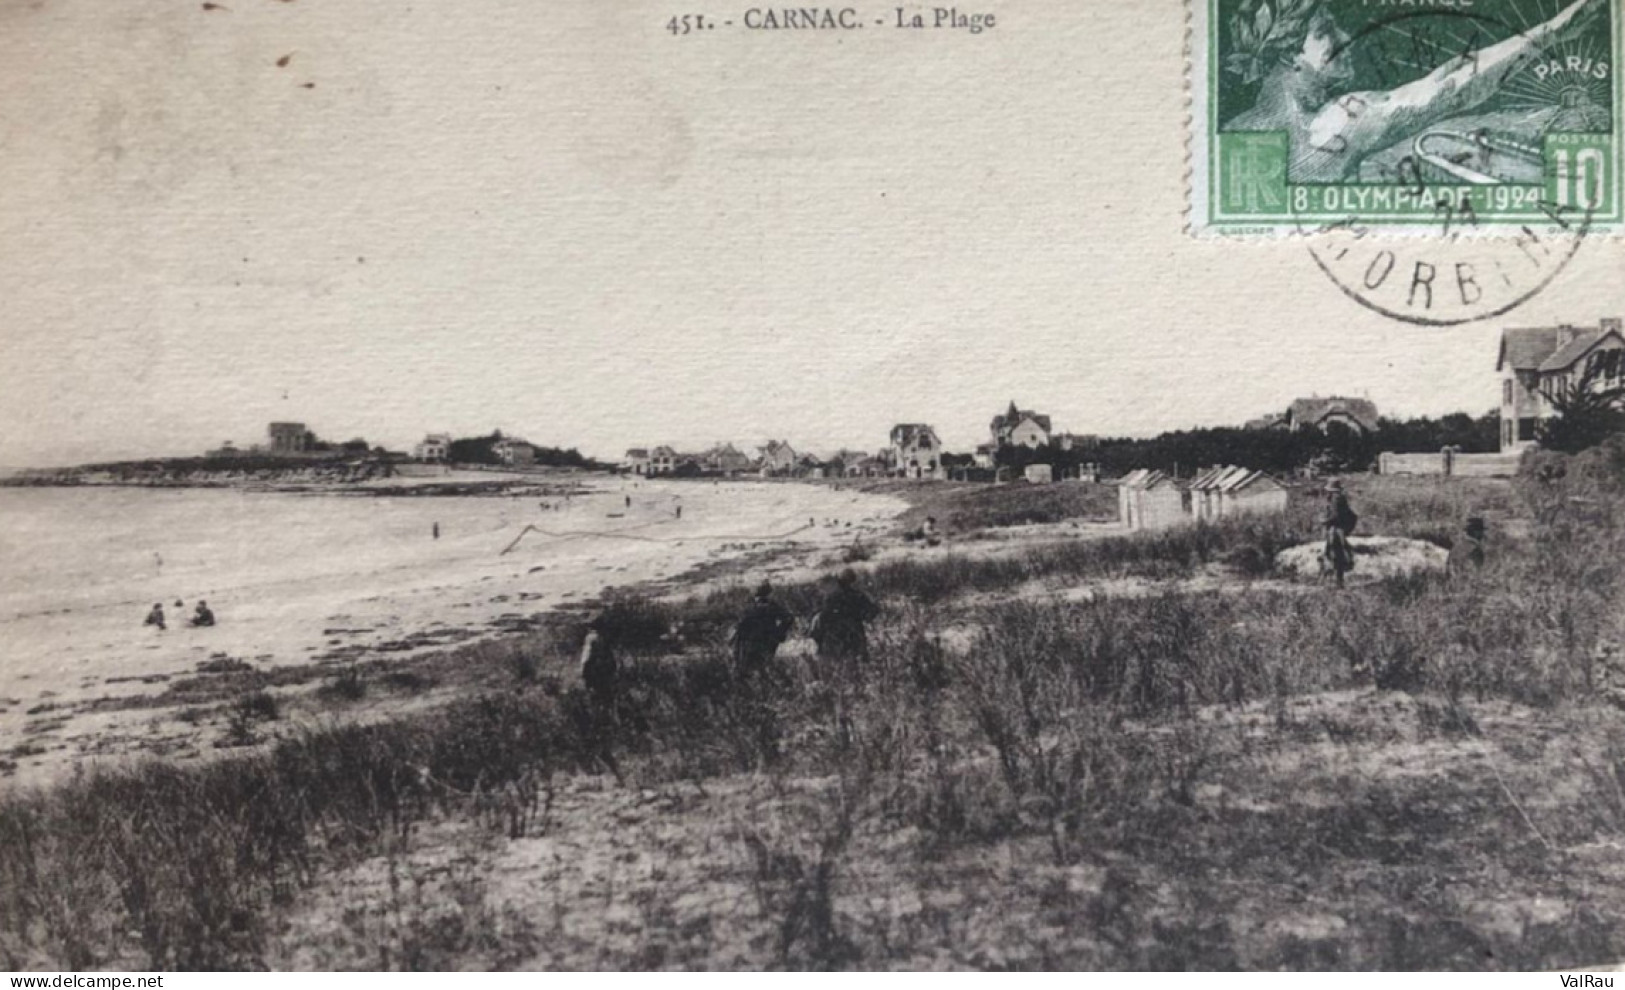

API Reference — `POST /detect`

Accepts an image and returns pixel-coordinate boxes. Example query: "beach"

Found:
[0,476,907,788]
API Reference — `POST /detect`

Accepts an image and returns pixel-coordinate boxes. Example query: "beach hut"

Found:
[1117,469,1186,531]
[1024,463,1053,484]
[1187,465,1287,521]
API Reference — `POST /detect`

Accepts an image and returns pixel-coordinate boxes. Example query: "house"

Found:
[414,433,451,463]
[973,443,997,470]
[622,448,651,475]
[700,443,753,475]
[1055,433,1097,453]
[493,438,535,467]
[1186,465,1288,522]
[889,424,944,480]
[1283,396,1380,434]
[1117,469,1187,531]
[757,440,798,476]
[796,454,827,479]
[268,422,311,454]
[848,455,888,478]
[990,401,1052,450]
[649,446,679,475]
[1497,318,1625,452]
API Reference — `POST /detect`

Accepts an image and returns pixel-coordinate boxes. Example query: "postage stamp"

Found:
[1190,0,1623,236]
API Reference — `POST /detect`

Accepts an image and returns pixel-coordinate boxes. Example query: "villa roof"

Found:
[1498,326,1568,371]
[1287,396,1379,433]
[891,423,939,446]
[990,401,1053,434]
[624,448,649,458]
[1538,329,1620,372]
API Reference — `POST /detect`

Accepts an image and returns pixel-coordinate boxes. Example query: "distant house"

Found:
[207,441,244,458]
[1054,433,1097,452]
[493,438,535,467]
[649,445,679,475]
[268,421,311,455]
[622,448,651,475]
[701,443,753,475]
[414,433,452,463]
[1283,396,1379,434]
[847,455,888,478]
[757,440,798,477]
[1186,465,1288,522]
[1498,318,1624,452]
[973,443,997,469]
[990,401,1053,451]
[1118,469,1187,531]
[796,454,828,479]
[889,424,943,480]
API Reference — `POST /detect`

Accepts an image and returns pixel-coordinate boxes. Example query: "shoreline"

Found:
[0,478,913,791]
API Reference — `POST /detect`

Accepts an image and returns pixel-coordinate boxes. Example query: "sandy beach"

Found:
[0,476,908,788]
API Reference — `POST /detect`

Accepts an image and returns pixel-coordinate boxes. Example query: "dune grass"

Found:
[0,462,1621,969]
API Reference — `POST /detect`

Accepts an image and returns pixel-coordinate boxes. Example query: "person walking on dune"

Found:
[812,569,880,669]
[730,581,795,679]
[579,611,618,709]
[1322,479,1358,588]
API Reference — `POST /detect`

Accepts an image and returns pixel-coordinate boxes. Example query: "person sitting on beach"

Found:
[190,600,215,627]
[730,581,795,678]
[144,603,166,631]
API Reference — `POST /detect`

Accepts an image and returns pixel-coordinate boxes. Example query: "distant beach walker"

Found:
[1190,0,1622,240]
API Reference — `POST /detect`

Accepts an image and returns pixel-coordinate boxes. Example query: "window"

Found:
[1503,380,1513,405]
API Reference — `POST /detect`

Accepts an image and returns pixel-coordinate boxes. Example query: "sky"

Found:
[0,0,1621,468]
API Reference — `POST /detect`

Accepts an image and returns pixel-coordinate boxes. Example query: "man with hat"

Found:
[1322,479,1358,588]
[730,580,795,678]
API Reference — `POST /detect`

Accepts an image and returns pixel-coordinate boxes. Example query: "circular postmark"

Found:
[1280,3,1610,325]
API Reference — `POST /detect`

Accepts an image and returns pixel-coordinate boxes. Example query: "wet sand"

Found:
[0,477,907,788]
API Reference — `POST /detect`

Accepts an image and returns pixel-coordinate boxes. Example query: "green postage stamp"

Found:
[1191,0,1622,235]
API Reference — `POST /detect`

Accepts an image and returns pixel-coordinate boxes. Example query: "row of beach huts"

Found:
[1117,465,1289,532]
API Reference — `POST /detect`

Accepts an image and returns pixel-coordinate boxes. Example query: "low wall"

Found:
[1378,451,1520,478]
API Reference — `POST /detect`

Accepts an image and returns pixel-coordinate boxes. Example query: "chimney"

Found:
[1603,317,1622,336]
[1556,324,1578,347]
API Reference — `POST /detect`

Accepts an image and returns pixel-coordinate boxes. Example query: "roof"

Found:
[651,445,677,457]
[624,448,649,458]
[1498,326,1568,371]
[1117,468,1178,490]
[1188,465,1284,493]
[891,423,939,446]
[990,402,1053,435]
[1287,396,1379,433]
[1538,329,1622,373]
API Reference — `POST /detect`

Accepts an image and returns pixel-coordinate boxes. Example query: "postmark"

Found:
[1190,0,1622,237]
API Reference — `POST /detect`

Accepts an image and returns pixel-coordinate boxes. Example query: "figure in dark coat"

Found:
[1448,516,1488,576]
[731,581,794,676]
[812,569,879,665]
[144,603,166,631]
[1322,479,1358,588]
[579,612,618,707]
